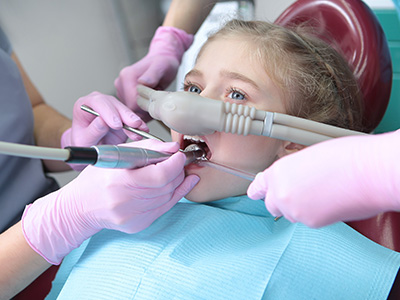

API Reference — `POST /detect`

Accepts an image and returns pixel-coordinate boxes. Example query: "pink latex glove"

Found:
[22,139,200,265]
[247,130,400,228]
[61,92,148,171]
[114,26,194,121]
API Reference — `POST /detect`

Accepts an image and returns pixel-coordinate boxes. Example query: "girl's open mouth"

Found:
[181,135,211,160]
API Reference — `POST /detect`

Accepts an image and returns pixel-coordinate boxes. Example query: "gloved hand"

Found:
[247,130,400,228]
[114,26,194,121]
[61,92,148,171]
[22,139,200,265]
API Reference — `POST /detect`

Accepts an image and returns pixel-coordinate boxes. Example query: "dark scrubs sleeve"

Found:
[0,25,59,233]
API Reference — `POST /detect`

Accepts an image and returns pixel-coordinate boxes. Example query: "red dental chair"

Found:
[275,0,400,253]
[275,1,400,297]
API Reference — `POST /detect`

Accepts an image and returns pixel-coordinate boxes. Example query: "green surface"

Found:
[373,9,400,133]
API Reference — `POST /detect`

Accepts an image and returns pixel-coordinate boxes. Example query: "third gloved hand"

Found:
[114,26,194,121]
[247,130,400,228]
[22,139,200,265]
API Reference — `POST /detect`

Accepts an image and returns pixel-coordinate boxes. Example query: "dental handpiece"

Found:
[0,141,205,170]
[66,143,205,169]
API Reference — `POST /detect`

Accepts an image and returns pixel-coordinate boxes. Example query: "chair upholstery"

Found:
[275,0,400,253]
[275,0,392,133]
[12,265,59,300]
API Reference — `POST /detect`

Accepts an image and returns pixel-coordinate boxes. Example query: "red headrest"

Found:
[275,0,392,132]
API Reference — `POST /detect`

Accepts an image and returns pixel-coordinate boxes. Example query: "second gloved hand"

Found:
[22,139,200,265]
[114,27,194,121]
[61,92,148,170]
[247,130,400,228]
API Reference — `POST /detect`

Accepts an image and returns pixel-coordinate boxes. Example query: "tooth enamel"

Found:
[183,135,205,143]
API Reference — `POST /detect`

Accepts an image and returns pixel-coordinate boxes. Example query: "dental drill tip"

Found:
[182,144,207,165]
[184,144,204,154]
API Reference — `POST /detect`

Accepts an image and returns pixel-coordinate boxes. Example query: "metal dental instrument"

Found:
[0,141,205,169]
[81,104,165,142]
[197,159,256,181]
[137,85,367,146]
[80,105,209,165]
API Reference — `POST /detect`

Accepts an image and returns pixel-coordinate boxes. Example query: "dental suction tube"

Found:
[137,85,367,146]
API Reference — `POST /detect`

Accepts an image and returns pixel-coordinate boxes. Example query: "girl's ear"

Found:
[277,141,306,159]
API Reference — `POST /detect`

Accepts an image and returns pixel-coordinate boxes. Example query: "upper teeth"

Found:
[183,135,205,143]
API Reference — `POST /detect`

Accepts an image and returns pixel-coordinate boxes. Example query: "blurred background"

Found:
[0,0,395,186]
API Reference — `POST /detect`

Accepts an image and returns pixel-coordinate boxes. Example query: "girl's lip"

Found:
[185,162,204,170]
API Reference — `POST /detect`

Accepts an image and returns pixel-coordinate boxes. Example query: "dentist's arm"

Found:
[163,0,217,34]
[248,130,400,228]
[12,52,72,172]
[0,139,199,299]
[114,0,217,120]
[0,222,50,300]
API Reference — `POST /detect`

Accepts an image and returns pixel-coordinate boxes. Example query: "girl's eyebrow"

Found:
[220,70,260,91]
[184,69,203,80]
[185,69,260,91]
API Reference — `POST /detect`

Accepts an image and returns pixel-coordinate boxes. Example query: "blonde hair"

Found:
[198,20,365,132]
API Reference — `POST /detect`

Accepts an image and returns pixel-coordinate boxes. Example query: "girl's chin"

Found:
[184,163,205,179]
[183,187,208,203]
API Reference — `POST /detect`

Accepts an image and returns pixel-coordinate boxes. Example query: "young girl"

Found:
[46,20,400,300]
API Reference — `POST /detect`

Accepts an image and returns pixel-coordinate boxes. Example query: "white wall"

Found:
[0,0,162,118]
[254,0,295,21]
[363,0,395,9]
[0,0,163,185]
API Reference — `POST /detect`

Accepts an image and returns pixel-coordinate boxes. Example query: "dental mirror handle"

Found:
[80,104,165,142]
[197,159,256,181]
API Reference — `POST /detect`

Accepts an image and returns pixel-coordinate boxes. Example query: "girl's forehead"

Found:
[191,38,287,114]
[199,35,254,57]
[196,38,267,77]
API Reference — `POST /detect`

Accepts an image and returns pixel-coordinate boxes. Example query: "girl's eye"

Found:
[182,81,202,94]
[189,85,202,94]
[227,89,246,101]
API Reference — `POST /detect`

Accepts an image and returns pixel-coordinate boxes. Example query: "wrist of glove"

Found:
[148,26,194,64]
[115,26,194,116]
[22,140,200,264]
[141,26,194,88]
[21,190,95,265]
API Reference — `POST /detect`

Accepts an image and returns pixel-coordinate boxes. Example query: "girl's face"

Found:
[171,36,291,203]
